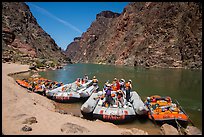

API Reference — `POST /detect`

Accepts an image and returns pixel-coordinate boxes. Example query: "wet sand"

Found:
[2,62,149,135]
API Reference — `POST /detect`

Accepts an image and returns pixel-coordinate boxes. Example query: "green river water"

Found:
[14,63,202,134]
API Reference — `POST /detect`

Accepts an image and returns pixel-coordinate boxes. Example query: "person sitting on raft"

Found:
[81,78,85,84]
[96,91,105,106]
[41,82,46,96]
[112,78,120,91]
[75,78,82,87]
[83,74,89,83]
[103,80,110,91]
[104,84,113,107]
[116,90,125,107]
[92,76,98,86]
[56,82,62,87]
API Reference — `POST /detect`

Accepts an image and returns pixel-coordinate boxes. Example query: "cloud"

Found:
[29,3,83,34]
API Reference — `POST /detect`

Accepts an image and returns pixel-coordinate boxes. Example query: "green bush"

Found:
[36,60,45,68]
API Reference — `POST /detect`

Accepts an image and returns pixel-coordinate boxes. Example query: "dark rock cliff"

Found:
[2,2,69,67]
[65,2,202,69]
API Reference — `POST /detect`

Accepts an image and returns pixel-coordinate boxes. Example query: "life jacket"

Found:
[93,78,98,83]
[112,85,117,91]
[117,93,123,99]
[75,81,81,87]
[125,82,131,89]
[116,81,120,90]
[112,81,118,91]
[152,98,156,102]
[62,87,65,91]
[81,79,85,84]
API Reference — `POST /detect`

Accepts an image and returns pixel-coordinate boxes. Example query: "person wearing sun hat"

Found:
[104,83,113,107]
[92,76,98,86]
[116,89,125,107]
[112,77,119,91]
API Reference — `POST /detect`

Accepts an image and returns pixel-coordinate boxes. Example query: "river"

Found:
[13,63,202,134]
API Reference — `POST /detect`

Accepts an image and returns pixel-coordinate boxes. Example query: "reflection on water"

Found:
[37,63,202,132]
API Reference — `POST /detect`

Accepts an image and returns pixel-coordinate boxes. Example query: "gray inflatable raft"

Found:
[46,80,98,102]
[81,90,148,123]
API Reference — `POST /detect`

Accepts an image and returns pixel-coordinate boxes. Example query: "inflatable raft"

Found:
[81,90,148,123]
[46,80,98,102]
[145,95,189,127]
[16,79,32,90]
[16,77,62,95]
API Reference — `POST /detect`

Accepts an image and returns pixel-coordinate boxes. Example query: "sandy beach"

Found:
[2,62,148,135]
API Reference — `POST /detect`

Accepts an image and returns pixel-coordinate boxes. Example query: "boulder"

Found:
[22,125,32,132]
[130,128,148,135]
[121,131,133,135]
[57,66,63,69]
[185,126,202,135]
[22,117,37,125]
[160,124,179,135]
[121,128,148,135]
[61,122,90,134]
[29,65,37,70]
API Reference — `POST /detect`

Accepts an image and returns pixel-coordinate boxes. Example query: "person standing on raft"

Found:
[125,80,132,103]
[92,76,99,92]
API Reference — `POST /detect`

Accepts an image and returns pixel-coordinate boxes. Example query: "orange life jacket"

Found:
[112,85,117,91]
[125,82,131,89]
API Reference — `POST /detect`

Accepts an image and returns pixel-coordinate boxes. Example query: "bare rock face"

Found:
[66,2,202,69]
[160,123,179,135]
[185,126,202,135]
[2,2,68,65]
[96,10,120,19]
[65,10,121,64]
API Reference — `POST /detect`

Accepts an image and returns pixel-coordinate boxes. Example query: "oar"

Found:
[174,118,187,135]
[174,99,195,126]
[146,103,157,126]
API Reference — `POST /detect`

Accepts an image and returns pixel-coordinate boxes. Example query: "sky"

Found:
[26,2,129,50]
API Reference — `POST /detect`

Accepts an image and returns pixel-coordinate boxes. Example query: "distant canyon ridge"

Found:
[2,2,202,69]
[65,2,202,69]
